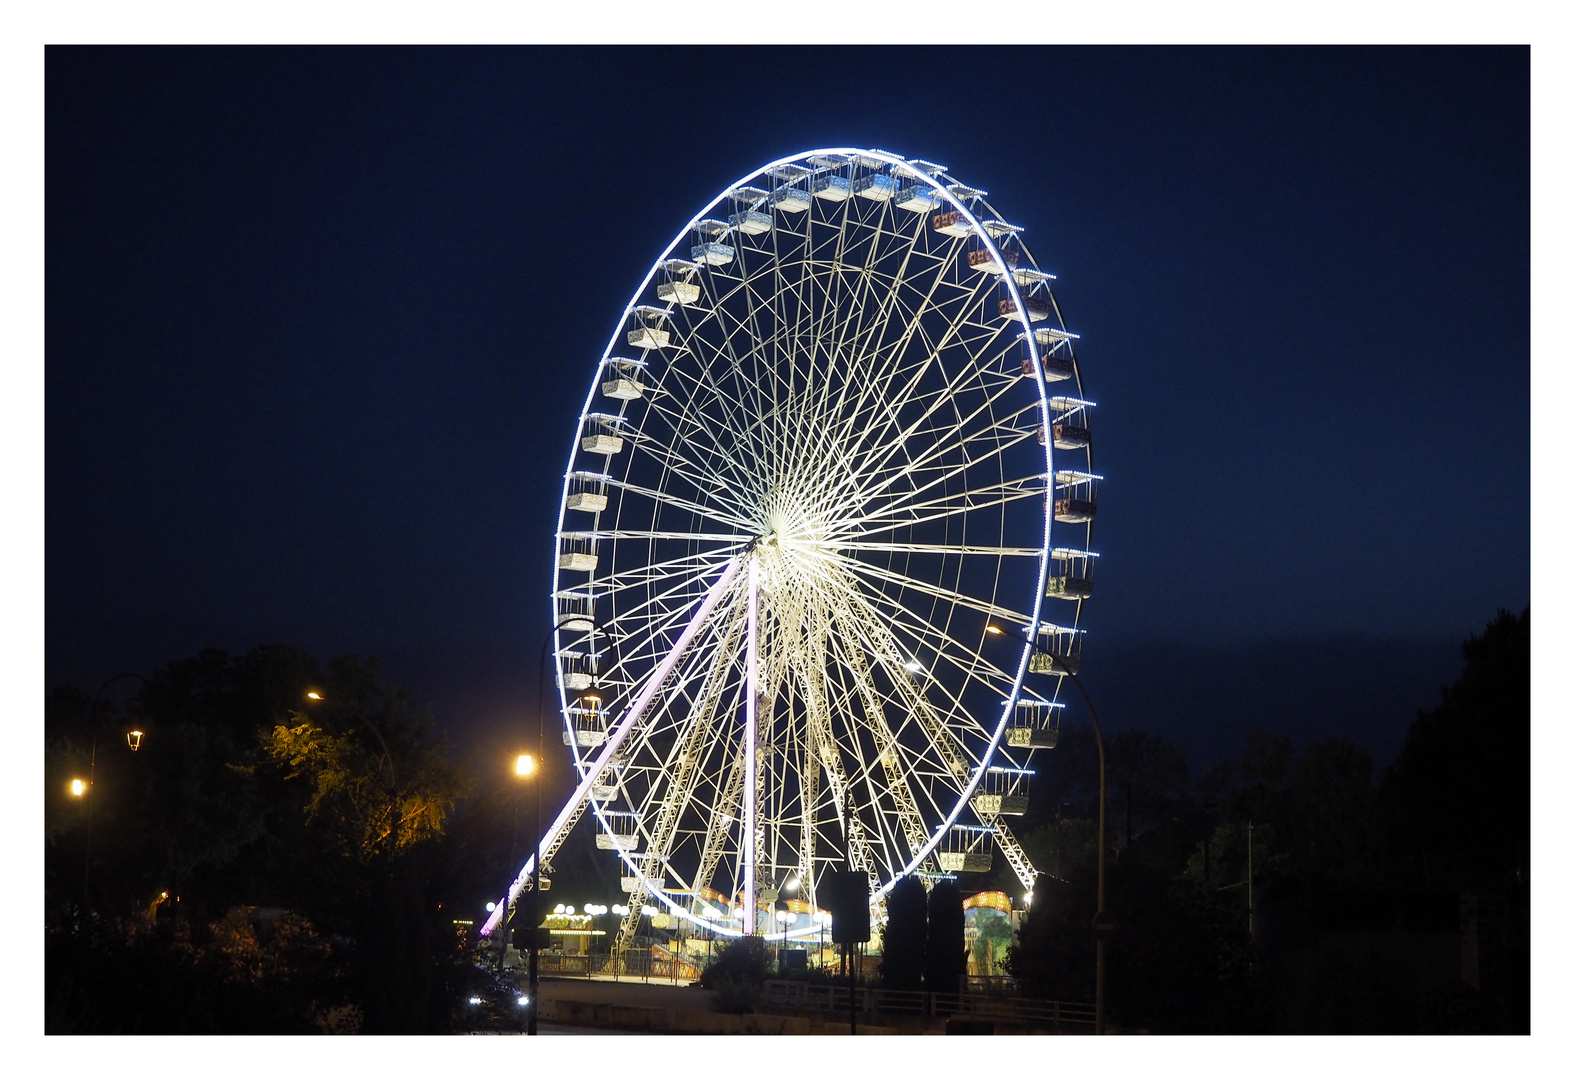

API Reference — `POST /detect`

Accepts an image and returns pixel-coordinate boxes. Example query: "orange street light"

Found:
[516,754,536,777]
[306,691,323,701]
[127,729,144,751]
[69,778,87,797]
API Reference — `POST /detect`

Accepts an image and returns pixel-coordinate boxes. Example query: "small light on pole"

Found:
[69,778,87,797]
[305,691,322,700]
[516,754,536,776]
[126,729,144,751]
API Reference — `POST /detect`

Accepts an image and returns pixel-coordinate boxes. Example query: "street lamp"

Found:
[524,617,604,1034]
[986,623,1110,1035]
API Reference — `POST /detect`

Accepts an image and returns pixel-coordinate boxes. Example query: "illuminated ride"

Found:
[481,149,1098,956]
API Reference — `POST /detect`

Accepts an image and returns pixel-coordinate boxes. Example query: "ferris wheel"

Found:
[481,148,1098,948]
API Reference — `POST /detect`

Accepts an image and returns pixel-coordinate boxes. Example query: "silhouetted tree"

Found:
[1383,608,1529,891]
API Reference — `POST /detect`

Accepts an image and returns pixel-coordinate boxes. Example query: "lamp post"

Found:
[74,672,149,911]
[526,618,603,1035]
[986,624,1109,1035]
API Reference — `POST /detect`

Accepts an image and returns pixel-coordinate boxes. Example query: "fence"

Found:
[759,979,1095,1033]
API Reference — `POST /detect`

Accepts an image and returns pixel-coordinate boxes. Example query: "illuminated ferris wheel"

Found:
[482,148,1098,951]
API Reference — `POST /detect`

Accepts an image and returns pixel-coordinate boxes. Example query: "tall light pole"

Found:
[527,618,601,1035]
[986,624,1109,1034]
[74,672,149,912]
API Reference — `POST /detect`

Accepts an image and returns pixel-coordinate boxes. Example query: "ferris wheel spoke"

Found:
[823,548,1032,627]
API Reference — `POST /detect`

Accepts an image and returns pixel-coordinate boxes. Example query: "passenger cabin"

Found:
[627,306,673,348]
[554,589,596,632]
[1007,699,1063,749]
[1000,295,1052,322]
[947,183,987,202]
[596,811,640,851]
[1045,547,1097,601]
[813,175,852,201]
[1028,623,1084,676]
[557,649,599,691]
[601,357,647,400]
[657,259,702,305]
[932,209,974,237]
[1053,470,1100,523]
[563,705,608,748]
[938,825,994,873]
[566,472,610,513]
[968,246,1020,275]
[971,767,1031,817]
[895,184,940,212]
[854,174,898,201]
[558,535,598,572]
[621,875,664,893]
[581,413,627,456]
[728,209,772,235]
[1037,396,1094,450]
[768,164,814,212]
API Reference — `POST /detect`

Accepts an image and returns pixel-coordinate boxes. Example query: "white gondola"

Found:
[1028,623,1085,674]
[555,589,596,632]
[563,705,608,747]
[601,357,647,400]
[691,241,735,266]
[621,876,665,893]
[558,535,598,572]
[1053,470,1100,524]
[590,780,617,801]
[728,209,772,235]
[1022,350,1076,382]
[566,471,609,513]
[657,258,702,305]
[932,209,974,237]
[596,811,639,850]
[971,767,1031,817]
[627,306,673,348]
[895,157,947,177]
[854,174,897,201]
[1037,396,1093,451]
[581,414,627,456]
[946,182,987,201]
[1045,548,1097,601]
[967,246,1020,275]
[558,649,598,691]
[1050,396,1094,449]
[769,164,814,212]
[813,175,852,201]
[999,295,1051,321]
[1007,699,1064,749]
[770,186,812,212]
[938,825,994,873]
[895,184,940,212]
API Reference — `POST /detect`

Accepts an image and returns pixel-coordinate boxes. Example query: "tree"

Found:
[880,874,927,990]
[1382,608,1529,891]
[922,880,966,995]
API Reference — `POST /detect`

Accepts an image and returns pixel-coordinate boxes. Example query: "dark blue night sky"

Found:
[46,46,1529,768]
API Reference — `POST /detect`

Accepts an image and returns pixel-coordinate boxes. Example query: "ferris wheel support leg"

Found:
[743,553,760,936]
[481,554,746,938]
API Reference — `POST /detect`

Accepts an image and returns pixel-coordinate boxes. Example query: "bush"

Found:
[700,936,771,1014]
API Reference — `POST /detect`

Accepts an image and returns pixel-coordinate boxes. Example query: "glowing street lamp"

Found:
[516,754,536,777]
[69,778,87,798]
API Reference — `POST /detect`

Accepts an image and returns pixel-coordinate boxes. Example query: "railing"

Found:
[535,948,702,983]
[760,980,1095,1033]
